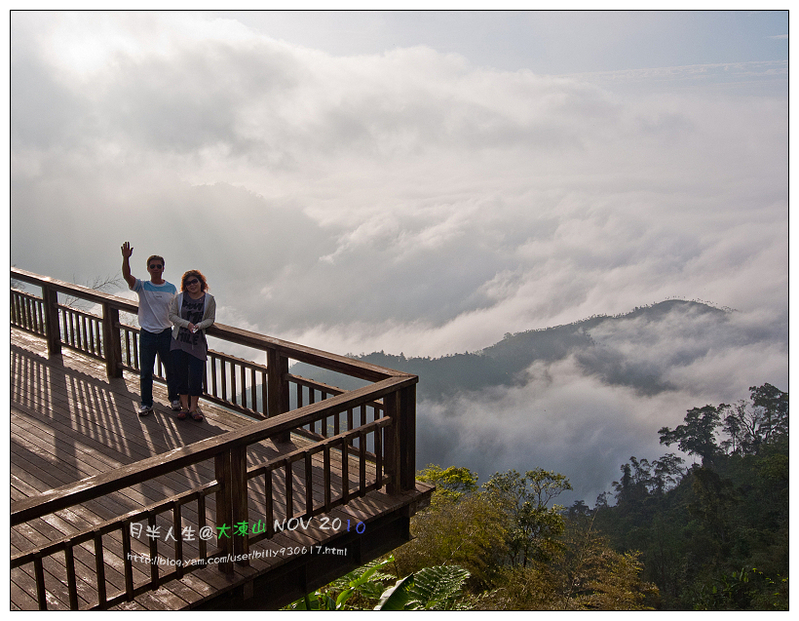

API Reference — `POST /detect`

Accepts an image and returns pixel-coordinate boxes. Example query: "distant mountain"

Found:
[293,300,730,400]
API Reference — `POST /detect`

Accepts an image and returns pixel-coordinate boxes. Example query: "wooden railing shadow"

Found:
[10,340,235,487]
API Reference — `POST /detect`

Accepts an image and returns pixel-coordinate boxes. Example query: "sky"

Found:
[6,9,790,499]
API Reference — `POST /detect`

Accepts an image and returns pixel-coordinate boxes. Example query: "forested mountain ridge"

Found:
[302,299,730,400]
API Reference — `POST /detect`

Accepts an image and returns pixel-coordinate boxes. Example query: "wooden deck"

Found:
[10,327,432,610]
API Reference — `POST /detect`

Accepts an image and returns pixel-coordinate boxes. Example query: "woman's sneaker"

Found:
[138,403,153,416]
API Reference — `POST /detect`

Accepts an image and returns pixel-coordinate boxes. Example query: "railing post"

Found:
[215,447,249,571]
[41,284,62,358]
[231,446,249,566]
[102,303,123,379]
[267,347,291,442]
[396,384,417,492]
[214,451,234,574]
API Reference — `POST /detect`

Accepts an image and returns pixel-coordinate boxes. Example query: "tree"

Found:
[652,453,685,494]
[658,405,721,464]
[393,467,506,588]
[679,384,788,458]
[62,273,125,310]
[718,384,788,455]
[571,549,658,610]
[484,469,572,567]
[720,400,752,455]
[749,383,788,447]
[599,383,789,610]
[612,457,653,506]
[479,517,659,610]
[687,467,737,557]
[613,453,684,504]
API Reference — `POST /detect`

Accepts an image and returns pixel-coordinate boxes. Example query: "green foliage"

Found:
[659,405,722,464]
[375,565,472,610]
[373,574,416,610]
[283,556,396,610]
[397,464,662,610]
[690,567,788,610]
[574,549,658,610]
[479,540,657,611]
[417,463,479,502]
[285,555,472,611]
[663,383,790,460]
[749,383,789,444]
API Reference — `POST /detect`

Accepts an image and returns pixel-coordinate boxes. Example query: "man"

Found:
[121,241,180,416]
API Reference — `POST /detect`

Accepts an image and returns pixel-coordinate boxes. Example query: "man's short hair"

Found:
[146,255,165,267]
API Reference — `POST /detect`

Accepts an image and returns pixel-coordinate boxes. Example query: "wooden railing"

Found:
[10,268,418,610]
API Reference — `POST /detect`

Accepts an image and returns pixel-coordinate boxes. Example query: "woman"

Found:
[169,270,216,421]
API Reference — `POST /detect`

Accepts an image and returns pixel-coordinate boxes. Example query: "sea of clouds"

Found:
[10,12,787,503]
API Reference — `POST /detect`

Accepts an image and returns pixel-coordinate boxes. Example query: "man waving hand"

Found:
[121,241,180,416]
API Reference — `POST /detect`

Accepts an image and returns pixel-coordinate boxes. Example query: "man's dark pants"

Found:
[139,327,177,407]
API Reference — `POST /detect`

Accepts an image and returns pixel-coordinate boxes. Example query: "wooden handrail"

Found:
[206,322,397,383]
[12,267,140,313]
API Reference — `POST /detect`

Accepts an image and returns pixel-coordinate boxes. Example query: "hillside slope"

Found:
[305,300,729,400]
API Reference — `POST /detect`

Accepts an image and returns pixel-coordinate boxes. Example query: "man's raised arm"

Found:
[121,241,136,289]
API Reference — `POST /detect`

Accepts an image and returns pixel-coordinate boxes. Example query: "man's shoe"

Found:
[138,403,153,416]
[170,400,181,411]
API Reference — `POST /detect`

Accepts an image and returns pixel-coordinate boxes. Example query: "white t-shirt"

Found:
[131,278,177,332]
